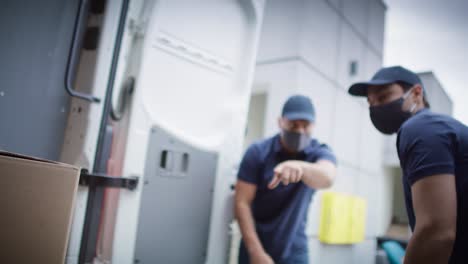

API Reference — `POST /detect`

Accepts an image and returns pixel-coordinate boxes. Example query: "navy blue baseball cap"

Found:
[281,95,315,122]
[348,66,423,96]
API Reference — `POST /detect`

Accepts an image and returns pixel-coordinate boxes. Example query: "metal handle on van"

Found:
[79,169,139,190]
[65,0,101,103]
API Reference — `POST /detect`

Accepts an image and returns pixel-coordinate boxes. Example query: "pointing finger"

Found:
[268,173,281,189]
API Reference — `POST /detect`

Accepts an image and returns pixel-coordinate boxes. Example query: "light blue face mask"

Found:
[281,129,311,152]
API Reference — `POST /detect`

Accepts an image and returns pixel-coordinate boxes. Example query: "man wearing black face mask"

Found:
[349,66,468,264]
[235,95,337,264]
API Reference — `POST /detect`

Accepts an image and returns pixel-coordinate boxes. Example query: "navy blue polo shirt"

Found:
[397,109,468,263]
[237,134,336,262]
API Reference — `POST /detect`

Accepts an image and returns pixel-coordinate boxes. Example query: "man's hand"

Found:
[268,161,304,189]
[250,250,275,264]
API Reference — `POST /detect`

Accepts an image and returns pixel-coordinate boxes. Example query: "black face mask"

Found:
[281,129,311,152]
[369,90,416,135]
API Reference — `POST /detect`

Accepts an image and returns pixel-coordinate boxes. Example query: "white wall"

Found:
[392,168,408,223]
[244,92,268,150]
[246,0,389,263]
[256,0,304,61]
[419,72,454,116]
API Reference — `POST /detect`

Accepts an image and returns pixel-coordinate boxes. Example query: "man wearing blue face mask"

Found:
[234,95,337,264]
[349,66,468,264]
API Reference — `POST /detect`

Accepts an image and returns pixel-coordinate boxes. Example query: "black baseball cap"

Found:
[281,95,315,122]
[348,66,423,97]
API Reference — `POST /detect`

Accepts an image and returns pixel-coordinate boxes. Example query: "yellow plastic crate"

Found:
[319,192,367,244]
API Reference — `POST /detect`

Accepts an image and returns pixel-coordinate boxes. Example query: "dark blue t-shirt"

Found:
[237,134,336,262]
[397,109,468,263]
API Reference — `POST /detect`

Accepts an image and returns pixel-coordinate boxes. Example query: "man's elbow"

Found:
[234,200,250,220]
[322,173,335,188]
[419,223,456,248]
[234,203,241,219]
[439,228,456,247]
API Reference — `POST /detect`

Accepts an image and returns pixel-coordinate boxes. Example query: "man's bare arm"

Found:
[404,174,457,264]
[235,180,274,263]
[268,160,336,189]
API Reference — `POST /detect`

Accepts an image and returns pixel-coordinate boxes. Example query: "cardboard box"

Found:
[0,151,80,264]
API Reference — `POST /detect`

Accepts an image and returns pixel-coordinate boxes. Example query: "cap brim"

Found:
[283,112,315,122]
[348,80,394,96]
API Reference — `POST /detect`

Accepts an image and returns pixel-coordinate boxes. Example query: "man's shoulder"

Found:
[309,138,333,152]
[398,109,460,154]
[400,110,454,138]
[306,138,337,164]
[244,134,278,159]
[249,134,277,149]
